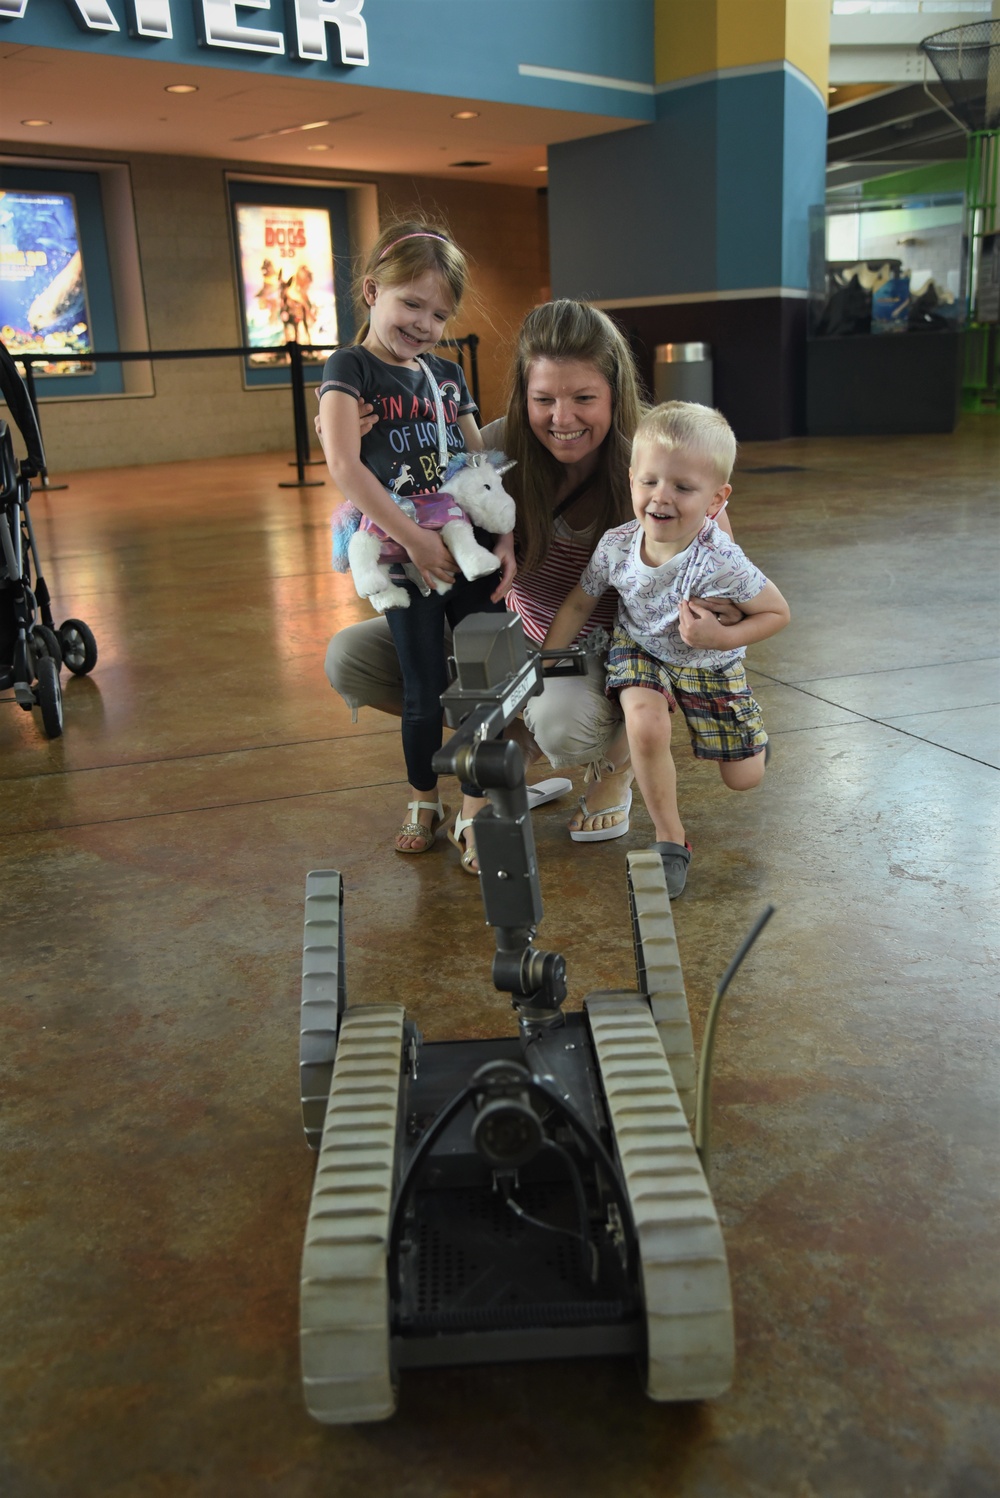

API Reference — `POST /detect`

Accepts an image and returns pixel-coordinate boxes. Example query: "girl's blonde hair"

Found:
[632,402,737,484]
[502,300,644,572]
[354,217,468,345]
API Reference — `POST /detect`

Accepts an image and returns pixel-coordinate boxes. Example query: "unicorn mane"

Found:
[331,500,362,573]
[440,449,511,487]
[331,491,420,573]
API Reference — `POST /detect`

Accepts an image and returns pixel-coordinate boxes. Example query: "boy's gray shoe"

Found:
[651,841,691,900]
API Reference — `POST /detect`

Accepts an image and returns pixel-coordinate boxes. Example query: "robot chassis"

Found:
[298,613,772,1423]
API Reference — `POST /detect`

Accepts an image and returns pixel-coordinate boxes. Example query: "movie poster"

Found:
[235,204,339,367]
[0,190,93,375]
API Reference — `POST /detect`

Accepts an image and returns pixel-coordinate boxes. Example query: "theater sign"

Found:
[0,0,369,65]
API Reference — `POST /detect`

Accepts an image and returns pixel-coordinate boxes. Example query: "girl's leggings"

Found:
[385,572,506,793]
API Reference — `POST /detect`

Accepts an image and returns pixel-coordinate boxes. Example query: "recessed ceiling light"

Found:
[452,110,479,120]
[306,143,329,151]
[533,164,548,173]
[449,160,490,168]
[165,84,198,94]
[22,119,51,127]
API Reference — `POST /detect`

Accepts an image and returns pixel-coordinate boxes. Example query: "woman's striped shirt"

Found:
[507,520,618,645]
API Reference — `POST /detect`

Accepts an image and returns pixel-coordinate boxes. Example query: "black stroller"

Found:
[0,339,98,739]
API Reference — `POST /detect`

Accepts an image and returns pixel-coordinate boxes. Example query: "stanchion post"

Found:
[279,342,324,489]
[287,346,325,469]
[466,333,481,412]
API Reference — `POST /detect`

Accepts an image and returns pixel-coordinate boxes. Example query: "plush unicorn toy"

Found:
[332,450,516,613]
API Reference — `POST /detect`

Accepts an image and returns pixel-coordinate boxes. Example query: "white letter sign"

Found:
[72,0,120,29]
[199,0,282,54]
[291,0,368,66]
[0,0,370,66]
[130,0,172,37]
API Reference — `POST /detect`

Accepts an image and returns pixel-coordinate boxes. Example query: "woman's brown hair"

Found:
[353,216,469,345]
[502,300,644,572]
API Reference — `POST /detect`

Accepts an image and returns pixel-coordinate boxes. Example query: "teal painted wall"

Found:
[0,0,655,118]
[548,67,827,301]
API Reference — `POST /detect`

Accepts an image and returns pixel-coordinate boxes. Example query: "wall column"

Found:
[547,0,830,440]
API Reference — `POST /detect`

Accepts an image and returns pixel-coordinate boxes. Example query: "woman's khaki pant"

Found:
[324,615,622,771]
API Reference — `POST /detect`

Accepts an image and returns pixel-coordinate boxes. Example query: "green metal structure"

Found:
[922,21,1000,412]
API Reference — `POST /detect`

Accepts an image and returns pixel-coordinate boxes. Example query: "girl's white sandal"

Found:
[447,812,480,875]
[394,798,449,855]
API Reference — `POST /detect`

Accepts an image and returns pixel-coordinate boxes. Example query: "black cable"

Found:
[501,1141,598,1283]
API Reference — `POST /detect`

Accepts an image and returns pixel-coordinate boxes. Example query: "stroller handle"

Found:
[0,338,46,480]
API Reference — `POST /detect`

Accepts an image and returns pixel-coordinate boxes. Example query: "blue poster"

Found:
[0,190,94,374]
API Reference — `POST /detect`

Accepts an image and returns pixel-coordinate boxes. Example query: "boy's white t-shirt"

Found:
[579,517,768,671]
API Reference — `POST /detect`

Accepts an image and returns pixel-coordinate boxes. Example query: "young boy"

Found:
[542,401,790,899]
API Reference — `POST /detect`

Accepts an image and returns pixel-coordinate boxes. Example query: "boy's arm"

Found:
[678,579,790,651]
[542,583,601,652]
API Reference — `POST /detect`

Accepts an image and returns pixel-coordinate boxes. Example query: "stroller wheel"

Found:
[36,655,64,739]
[32,624,63,671]
[58,618,98,676]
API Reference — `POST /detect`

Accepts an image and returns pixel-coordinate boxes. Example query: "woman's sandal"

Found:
[568,756,634,843]
[448,813,480,875]
[394,798,450,855]
[526,777,572,810]
[568,787,633,843]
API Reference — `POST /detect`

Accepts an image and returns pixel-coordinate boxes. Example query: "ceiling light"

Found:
[21,119,51,127]
[298,120,328,132]
[451,110,479,120]
[306,144,329,151]
[165,84,198,94]
[449,160,490,168]
[533,164,548,173]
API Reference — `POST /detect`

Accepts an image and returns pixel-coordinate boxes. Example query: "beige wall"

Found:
[0,144,548,471]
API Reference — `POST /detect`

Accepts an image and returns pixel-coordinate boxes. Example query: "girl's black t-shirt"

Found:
[318,346,477,498]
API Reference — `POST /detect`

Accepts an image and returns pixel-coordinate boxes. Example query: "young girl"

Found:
[318,219,514,863]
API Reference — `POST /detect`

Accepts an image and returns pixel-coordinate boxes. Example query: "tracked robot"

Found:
[298,612,771,1422]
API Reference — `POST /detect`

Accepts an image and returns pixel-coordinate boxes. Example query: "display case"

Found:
[806,193,966,436]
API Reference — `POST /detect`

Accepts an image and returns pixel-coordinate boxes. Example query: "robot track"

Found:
[627,851,697,1126]
[586,992,734,1401]
[300,1003,405,1423]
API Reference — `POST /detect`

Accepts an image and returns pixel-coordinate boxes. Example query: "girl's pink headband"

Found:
[378,232,448,260]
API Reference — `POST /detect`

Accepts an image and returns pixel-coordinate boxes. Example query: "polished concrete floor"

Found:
[2,422,998,1498]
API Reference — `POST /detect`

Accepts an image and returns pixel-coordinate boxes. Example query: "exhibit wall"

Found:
[0,144,547,472]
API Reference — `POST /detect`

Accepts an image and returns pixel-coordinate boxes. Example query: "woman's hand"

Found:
[678,598,735,649]
[490,534,517,603]
[406,527,458,590]
[687,594,743,627]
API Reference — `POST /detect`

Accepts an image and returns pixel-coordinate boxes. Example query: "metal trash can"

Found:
[654,342,713,407]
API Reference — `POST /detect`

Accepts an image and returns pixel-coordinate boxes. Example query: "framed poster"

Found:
[0,188,94,375]
[228,180,354,388]
[235,203,339,363]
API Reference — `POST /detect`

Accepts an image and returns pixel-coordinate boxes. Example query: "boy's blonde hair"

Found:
[354,216,468,344]
[631,401,737,485]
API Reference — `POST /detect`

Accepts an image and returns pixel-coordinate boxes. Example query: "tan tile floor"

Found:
[2,420,998,1497]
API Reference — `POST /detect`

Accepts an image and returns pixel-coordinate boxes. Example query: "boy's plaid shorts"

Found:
[605,626,768,762]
